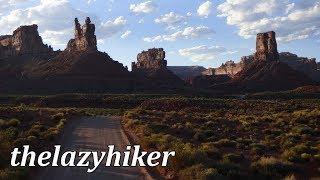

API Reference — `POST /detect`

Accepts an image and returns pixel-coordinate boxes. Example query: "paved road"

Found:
[35,116,150,180]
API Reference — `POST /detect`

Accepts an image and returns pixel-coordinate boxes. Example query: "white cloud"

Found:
[0,0,128,49]
[138,19,144,24]
[98,16,127,38]
[155,12,185,25]
[217,0,320,42]
[197,1,213,18]
[87,0,95,4]
[144,26,214,42]
[0,0,89,48]
[0,0,29,15]
[41,29,72,47]
[130,1,156,14]
[179,45,231,62]
[8,0,29,4]
[121,30,132,39]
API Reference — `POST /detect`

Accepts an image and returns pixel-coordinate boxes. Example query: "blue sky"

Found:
[0,0,319,69]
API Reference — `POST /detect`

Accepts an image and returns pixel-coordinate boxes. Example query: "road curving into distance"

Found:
[35,116,152,180]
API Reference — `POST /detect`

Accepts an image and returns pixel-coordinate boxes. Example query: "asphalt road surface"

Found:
[35,116,151,180]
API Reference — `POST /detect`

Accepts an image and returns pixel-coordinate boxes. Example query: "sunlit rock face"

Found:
[132,48,167,72]
[254,31,279,62]
[0,25,53,59]
[66,17,97,52]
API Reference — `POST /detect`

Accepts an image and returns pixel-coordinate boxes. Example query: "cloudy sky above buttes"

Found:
[0,0,319,68]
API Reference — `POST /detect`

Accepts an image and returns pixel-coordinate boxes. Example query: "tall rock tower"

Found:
[132,48,167,72]
[254,31,279,62]
[66,17,97,52]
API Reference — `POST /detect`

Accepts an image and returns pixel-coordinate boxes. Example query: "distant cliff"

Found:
[0,25,53,59]
[168,66,206,81]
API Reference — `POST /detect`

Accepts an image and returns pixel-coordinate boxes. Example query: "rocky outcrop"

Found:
[211,31,314,93]
[66,17,97,52]
[209,56,253,77]
[254,31,279,62]
[218,61,315,92]
[132,48,167,72]
[131,48,185,90]
[214,60,243,77]
[0,25,53,59]
[279,52,317,69]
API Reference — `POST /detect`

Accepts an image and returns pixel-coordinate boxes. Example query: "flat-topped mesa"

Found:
[0,24,53,58]
[254,31,279,62]
[66,17,97,52]
[132,48,167,72]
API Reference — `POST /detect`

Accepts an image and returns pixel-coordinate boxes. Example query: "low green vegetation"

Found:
[0,94,319,179]
[0,106,80,179]
[123,98,320,179]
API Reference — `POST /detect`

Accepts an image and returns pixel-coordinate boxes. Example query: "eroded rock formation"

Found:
[214,60,243,77]
[254,31,279,62]
[0,25,53,59]
[131,48,185,89]
[132,48,167,72]
[66,17,97,52]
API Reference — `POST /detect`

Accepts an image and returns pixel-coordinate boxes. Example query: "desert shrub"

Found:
[292,125,315,135]
[170,143,208,171]
[0,119,20,128]
[201,143,222,160]
[223,153,244,163]
[0,127,18,141]
[213,139,237,148]
[178,164,223,180]
[250,143,267,154]
[13,138,29,147]
[27,125,44,137]
[178,164,206,180]
[56,119,67,130]
[193,131,206,141]
[147,124,169,134]
[212,161,245,177]
[236,138,254,146]
[43,128,59,141]
[140,134,176,150]
[27,136,37,143]
[51,112,64,122]
[291,144,311,154]
[282,150,301,163]
[0,119,5,127]
[251,157,296,178]
[0,167,28,180]
[284,174,297,180]
[300,153,312,161]
[6,119,20,127]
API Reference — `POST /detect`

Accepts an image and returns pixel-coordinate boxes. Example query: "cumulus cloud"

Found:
[179,45,232,62]
[155,12,185,25]
[98,16,127,38]
[0,0,29,15]
[217,0,320,42]
[129,1,156,14]
[197,1,213,18]
[0,0,127,49]
[121,30,132,39]
[143,26,214,42]
[0,0,90,48]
